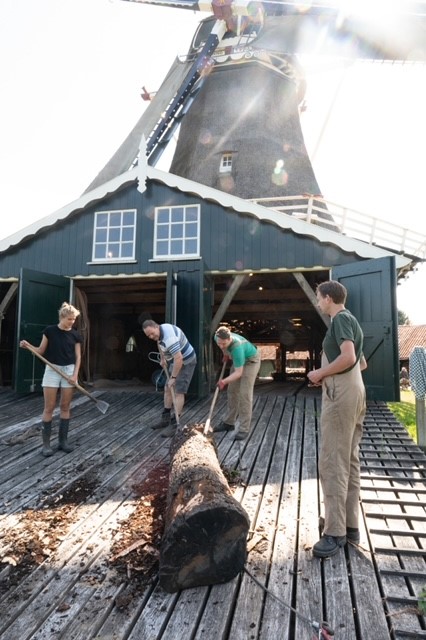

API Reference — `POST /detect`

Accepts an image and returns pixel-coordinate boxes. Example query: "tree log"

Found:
[159,424,250,593]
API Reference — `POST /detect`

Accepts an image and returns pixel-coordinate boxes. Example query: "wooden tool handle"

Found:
[24,343,88,397]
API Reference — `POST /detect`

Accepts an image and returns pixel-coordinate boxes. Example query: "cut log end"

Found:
[160,505,249,592]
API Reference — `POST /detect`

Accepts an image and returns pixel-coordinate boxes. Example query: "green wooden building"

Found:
[0,162,422,400]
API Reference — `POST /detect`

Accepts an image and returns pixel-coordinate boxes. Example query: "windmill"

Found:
[86,0,426,217]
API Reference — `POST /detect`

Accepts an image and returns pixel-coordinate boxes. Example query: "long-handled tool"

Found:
[156,343,181,427]
[203,359,227,436]
[25,344,110,414]
[162,362,181,428]
[148,352,167,391]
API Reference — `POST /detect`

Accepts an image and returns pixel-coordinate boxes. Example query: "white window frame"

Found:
[91,209,137,263]
[153,204,200,260]
[220,152,233,173]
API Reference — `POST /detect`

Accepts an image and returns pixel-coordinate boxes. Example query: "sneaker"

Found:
[346,527,360,544]
[312,535,346,558]
[152,411,171,430]
[213,421,234,433]
[234,432,248,441]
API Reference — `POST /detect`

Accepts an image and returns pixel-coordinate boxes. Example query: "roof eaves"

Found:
[149,167,413,269]
[0,172,137,253]
[0,167,413,271]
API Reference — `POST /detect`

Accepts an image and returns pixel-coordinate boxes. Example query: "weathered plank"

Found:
[295,395,326,638]
[259,396,307,639]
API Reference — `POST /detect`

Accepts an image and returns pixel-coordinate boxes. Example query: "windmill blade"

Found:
[120,0,426,18]
[84,55,193,192]
[120,0,426,61]
[250,13,426,61]
[120,0,200,10]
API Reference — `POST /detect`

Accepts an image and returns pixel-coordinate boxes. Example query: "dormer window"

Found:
[220,152,233,173]
[153,204,200,260]
[92,209,136,262]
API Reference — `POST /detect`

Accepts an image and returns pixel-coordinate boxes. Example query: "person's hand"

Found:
[167,377,176,388]
[307,370,322,386]
[20,340,30,349]
[217,379,227,391]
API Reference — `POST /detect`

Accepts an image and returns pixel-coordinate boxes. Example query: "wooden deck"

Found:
[0,382,425,640]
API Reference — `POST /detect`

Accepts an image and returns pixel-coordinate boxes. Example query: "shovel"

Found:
[203,359,227,436]
[24,344,110,414]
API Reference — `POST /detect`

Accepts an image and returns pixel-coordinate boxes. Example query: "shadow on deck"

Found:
[0,382,425,640]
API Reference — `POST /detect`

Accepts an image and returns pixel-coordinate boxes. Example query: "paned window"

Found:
[154,205,200,259]
[92,209,136,261]
[220,153,233,172]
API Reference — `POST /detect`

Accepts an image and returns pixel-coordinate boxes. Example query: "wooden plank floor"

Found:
[0,383,425,640]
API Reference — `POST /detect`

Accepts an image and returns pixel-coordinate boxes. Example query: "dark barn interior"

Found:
[74,270,329,385]
[0,271,329,388]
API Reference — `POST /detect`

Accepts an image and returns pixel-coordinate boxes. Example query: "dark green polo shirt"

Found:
[323,309,364,372]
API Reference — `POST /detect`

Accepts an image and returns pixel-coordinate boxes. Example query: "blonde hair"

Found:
[58,302,80,319]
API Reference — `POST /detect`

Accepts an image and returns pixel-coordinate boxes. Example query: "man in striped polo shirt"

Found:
[143,320,197,437]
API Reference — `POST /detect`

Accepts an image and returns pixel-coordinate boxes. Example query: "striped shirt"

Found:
[158,324,196,363]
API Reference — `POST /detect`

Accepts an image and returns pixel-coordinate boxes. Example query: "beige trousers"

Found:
[224,353,261,434]
[319,356,366,537]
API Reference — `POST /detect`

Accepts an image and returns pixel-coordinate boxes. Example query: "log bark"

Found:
[159,424,250,593]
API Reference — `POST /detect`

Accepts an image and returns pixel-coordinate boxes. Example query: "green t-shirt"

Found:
[323,309,364,372]
[214,333,258,368]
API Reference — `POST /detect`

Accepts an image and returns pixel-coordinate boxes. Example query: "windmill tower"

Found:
[168,13,321,201]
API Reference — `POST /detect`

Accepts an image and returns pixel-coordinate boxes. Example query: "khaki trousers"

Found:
[319,358,366,537]
[224,353,261,434]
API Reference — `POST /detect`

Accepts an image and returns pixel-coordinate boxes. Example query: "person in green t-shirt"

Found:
[213,326,261,441]
[307,280,367,558]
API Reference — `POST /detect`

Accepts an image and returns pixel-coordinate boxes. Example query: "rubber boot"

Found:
[58,418,74,453]
[41,421,54,457]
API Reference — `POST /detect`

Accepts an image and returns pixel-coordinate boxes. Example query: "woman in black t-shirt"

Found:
[20,302,83,456]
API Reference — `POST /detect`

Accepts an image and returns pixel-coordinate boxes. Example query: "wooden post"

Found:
[159,424,250,593]
[416,398,426,452]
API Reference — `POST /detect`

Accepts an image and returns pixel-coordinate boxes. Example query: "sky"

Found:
[1,0,426,322]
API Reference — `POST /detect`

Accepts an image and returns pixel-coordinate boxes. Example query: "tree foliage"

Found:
[398,309,410,325]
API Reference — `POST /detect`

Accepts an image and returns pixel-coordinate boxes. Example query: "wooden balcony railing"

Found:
[248,195,426,260]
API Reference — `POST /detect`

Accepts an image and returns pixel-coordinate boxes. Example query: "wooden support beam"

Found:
[0,282,18,385]
[211,274,247,334]
[292,272,330,327]
[0,282,18,321]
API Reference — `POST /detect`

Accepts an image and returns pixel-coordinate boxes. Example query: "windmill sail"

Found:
[84,56,193,193]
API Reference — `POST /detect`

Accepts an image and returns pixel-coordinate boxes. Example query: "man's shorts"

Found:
[42,364,75,388]
[169,359,197,394]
